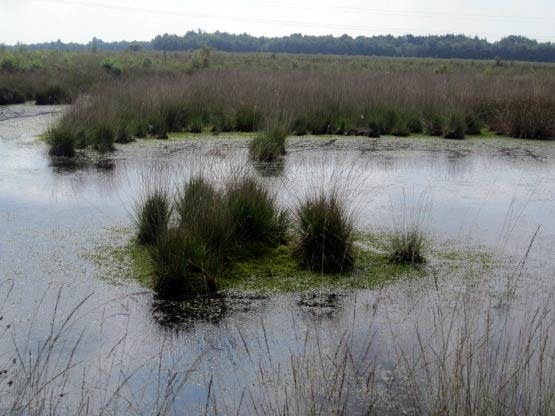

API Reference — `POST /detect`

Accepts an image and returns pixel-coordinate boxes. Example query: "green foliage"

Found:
[46,127,76,157]
[444,113,466,139]
[465,114,482,135]
[249,126,287,162]
[296,189,354,273]
[92,125,115,152]
[135,190,171,245]
[176,177,234,261]
[150,228,216,298]
[424,113,444,136]
[387,226,427,265]
[35,86,70,105]
[0,87,25,105]
[226,176,288,249]
[235,106,262,132]
[188,115,203,133]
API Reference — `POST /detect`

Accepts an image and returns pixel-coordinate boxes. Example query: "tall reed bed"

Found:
[48,67,555,155]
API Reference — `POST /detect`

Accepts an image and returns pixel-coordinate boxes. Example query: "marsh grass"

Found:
[46,127,76,157]
[387,192,430,265]
[296,187,355,273]
[249,126,287,162]
[444,113,466,140]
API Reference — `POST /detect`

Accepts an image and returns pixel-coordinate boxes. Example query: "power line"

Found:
[31,0,555,41]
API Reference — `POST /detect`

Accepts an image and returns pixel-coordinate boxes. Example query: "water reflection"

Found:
[252,159,286,177]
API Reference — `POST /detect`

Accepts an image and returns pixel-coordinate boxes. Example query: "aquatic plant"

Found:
[296,189,354,273]
[444,113,466,139]
[150,228,216,298]
[176,177,234,260]
[249,126,287,162]
[135,190,172,245]
[46,127,76,157]
[387,224,427,264]
[226,176,289,249]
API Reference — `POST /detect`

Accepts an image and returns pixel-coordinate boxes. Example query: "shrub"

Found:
[226,176,289,249]
[296,189,354,273]
[387,226,426,265]
[46,127,76,157]
[444,113,466,139]
[249,126,287,162]
[176,177,234,261]
[0,87,25,105]
[235,106,262,132]
[135,190,171,245]
[35,86,69,105]
[150,228,216,299]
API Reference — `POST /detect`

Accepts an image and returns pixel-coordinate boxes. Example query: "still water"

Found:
[1,104,554,414]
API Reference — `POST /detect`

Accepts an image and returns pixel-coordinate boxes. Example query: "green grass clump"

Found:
[235,106,262,132]
[135,190,172,245]
[444,113,466,139]
[35,86,69,105]
[46,127,76,157]
[387,226,427,265]
[296,189,354,273]
[176,177,234,261]
[0,87,25,105]
[226,176,288,249]
[150,228,216,298]
[424,113,444,136]
[249,126,287,162]
[92,125,115,152]
[465,114,482,135]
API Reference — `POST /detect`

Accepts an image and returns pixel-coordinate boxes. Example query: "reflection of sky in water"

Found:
[2,104,555,413]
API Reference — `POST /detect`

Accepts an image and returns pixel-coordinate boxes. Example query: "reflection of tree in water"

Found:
[151,295,228,330]
[252,160,285,178]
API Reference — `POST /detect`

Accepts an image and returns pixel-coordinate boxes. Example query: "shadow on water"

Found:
[50,157,116,175]
[252,159,286,177]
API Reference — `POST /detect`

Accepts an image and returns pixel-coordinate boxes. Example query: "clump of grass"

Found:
[444,113,466,139]
[115,126,133,144]
[0,86,25,105]
[249,126,287,162]
[392,116,411,137]
[35,86,69,105]
[46,127,76,157]
[498,97,555,139]
[226,176,289,249]
[424,113,444,136]
[176,177,234,261]
[296,189,354,273]
[150,228,216,298]
[235,106,262,132]
[387,225,427,264]
[92,125,115,152]
[134,190,172,245]
[465,114,482,135]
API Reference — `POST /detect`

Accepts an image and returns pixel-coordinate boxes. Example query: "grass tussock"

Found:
[135,171,290,298]
[296,188,355,273]
[134,190,172,245]
[0,86,25,105]
[249,126,287,162]
[46,127,76,157]
[387,225,427,264]
[35,86,70,105]
[444,112,466,140]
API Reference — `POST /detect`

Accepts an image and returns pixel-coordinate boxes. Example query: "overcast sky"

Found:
[1,0,554,45]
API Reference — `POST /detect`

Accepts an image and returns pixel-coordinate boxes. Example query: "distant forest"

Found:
[17,31,555,62]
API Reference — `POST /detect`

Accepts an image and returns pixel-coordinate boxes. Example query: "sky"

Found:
[1,0,554,45]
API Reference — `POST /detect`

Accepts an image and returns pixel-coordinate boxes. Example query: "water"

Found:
[1,103,555,414]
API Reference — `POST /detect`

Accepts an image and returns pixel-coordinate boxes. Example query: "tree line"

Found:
[17,31,555,62]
